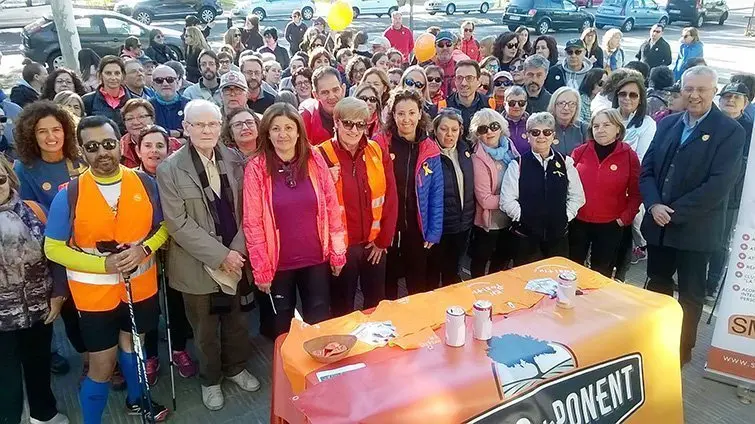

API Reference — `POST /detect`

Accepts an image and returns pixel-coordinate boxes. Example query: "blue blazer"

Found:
[639,106,745,252]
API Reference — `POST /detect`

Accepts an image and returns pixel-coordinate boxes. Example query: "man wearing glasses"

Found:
[45,115,171,422]
[149,65,190,142]
[432,31,457,97]
[157,100,258,411]
[441,60,495,142]
[544,39,592,94]
[636,24,672,71]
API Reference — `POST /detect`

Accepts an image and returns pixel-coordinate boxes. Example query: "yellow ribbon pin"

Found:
[422,162,433,176]
[702,134,710,142]
[555,162,562,168]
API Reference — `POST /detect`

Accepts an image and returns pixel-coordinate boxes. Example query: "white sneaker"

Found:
[227,369,261,392]
[30,413,69,424]
[201,384,224,411]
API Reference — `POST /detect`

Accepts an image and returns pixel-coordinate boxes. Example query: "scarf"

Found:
[481,135,517,165]
[154,93,182,106]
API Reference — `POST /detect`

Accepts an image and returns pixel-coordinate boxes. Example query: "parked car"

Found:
[21,9,184,69]
[424,0,492,15]
[114,0,222,24]
[349,0,400,17]
[595,0,668,31]
[666,0,728,27]
[575,0,603,7]
[232,0,315,21]
[502,0,594,35]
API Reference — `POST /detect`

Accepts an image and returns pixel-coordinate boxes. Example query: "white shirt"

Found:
[623,113,657,162]
[499,152,585,222]
[96,181,122,213]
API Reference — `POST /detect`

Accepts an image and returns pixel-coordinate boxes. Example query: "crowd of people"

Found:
[0,10,752,424]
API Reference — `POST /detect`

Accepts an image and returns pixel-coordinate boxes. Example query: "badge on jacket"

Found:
[465,151,471,158]
[610,164,618,171]
[422,162,433,176]
[702,134,710,142]
[553,170,565,177]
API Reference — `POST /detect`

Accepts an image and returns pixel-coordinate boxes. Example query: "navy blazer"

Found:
[639,106,745,252]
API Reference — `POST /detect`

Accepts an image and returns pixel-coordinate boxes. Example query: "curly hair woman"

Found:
[493,32,521,72]
[40,68,86,101]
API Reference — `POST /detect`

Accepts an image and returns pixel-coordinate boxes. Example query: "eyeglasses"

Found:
[436,41,452,48]
[476,122,501,134]
[506,42,518,49]
[234,34,241,38]
[295,80,311,87]
[404,78,425,89]
[528,129,554,137]
[153,76,177,84]
[495,79,513,88]
[455,75,477,83]
[340,120,367,131]
[186,121,222,131]
[464,28,473,33]
[510,64,524,72]
[618,91,640,99]
[556,100,577,109]
[231,119,257,130]
[358,95,379,104]
[427,76,443,83]
[507,100,526,107]
[0,116,7,123]
[565,49,583,56]
[220,59,231,65]
[125,113,153,124]
[480,84,489,91]
[82,139,118,153]
[0,175,8,185]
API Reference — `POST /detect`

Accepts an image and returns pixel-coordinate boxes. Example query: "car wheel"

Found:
[388,6,398,15]
[429,11,436,15]
[199,6,216,23]
[658,16,668,26]
[718,11,728,25]
[480,2,489,13]
[620,18,634,32]
[252,7,266,20]
[445,3,456,14]
[133,9,153,24]
[694,13,704,27]
[580,18,592,31]
[47,51,64,70]
[535,18,550,35]
[352,7,360,18]
[302,6,314,20]
[169,45,183,61]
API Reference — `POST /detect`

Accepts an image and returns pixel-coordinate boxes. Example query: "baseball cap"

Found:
[719,82,749,97]
[436,31,454,43]
[493,71,514,82]
[220,70,248,91]
[565,39,586,50]
[370,36,390,49]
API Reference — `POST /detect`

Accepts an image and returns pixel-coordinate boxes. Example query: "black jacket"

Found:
[284,21,307,54]
[728,114,753,209]
[438,141,475,234]
[241,29,263,51]
[587,45,604,69]
[10,84,39,108]
[143,44,179,64]
[445,93,490,142]
[82,88,133,134]
[258,45,290,70]
[636,37,672,70]
[185,48,202,83]
[640,106,745,251]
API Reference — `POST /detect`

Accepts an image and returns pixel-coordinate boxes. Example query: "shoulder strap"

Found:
[133,169,159,209]
[66,178,80,244]
[316,144,337,168]
[23,200,47,224]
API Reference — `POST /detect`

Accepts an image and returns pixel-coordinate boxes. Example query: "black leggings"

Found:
[145,283,190,359]
[427,230,470,288]
[568,219,623,278]
[385,228,432,298]
[469,227,515,278]
[330,243,387,318]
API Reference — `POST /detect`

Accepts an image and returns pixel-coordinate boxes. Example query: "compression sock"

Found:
[80,376,109,424]
[118,349,142,404]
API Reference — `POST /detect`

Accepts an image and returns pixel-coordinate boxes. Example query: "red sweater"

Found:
[329,139,398,249]
[383,25,414,60]
[572,141,641,225]
[299,99,335,145]
[461,38,481,62]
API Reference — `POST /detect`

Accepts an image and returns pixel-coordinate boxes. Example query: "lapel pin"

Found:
[610,164,618,171]
[465,151,471,158]
[702,134,710,142]
[555,161,561,168]
[390,153,396,160]
[42,182,52,191]
[422,162,433,176]
[521,133,527,138]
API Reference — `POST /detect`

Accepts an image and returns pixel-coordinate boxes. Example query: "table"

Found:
[271,258,685,424]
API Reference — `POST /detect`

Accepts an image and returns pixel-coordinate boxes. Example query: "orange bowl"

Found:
[303,334,357,364]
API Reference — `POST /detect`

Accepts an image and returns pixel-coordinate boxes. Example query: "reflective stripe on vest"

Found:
[67,168,158,312]
[317,139,386,244]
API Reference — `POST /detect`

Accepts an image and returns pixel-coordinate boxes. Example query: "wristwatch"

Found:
[141,245,153,257]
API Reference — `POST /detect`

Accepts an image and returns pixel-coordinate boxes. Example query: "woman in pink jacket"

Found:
[243,103,347,339]
[469,109,520,278]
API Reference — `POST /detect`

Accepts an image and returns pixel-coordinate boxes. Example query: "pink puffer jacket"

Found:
[242,149,347,285]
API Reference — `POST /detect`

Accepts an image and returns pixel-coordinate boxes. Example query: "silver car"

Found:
[232,0,315,21]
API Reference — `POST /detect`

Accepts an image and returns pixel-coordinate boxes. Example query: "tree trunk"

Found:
[50,0,82,71]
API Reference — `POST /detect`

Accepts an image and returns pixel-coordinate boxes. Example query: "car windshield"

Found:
[509,0,534,7]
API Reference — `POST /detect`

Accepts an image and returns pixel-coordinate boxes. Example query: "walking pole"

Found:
[159,250,177,410]
[706,270,726,325]
[123,271,156,424]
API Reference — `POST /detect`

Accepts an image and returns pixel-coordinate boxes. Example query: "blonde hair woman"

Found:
[602,29,624,72]
[184,26,211,82]
[223,27,244,55]
[580,26,603,68]
[52,90,85,120]
[548,86,588,155]
[400,65,440,119]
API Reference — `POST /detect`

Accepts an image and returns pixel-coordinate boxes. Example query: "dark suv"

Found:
[666,0,729,27]
[502,0,594,35]
[114,0,223,25]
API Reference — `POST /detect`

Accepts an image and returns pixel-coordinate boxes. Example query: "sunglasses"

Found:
[464,28,473,32]
[404,78,425,89]
[480,84,489,91]
[495,79,514,88]
[597,80,605,87]
[618,91,640,99]
[528,129,554,137]
[507,100,526,107]
[358,95,379,104]
[506,42,518,49]
[0,175,7,185]
[82,140,118,153]
[477,122,501,134]
[436,41,452,48]
[153,76,177,84]
[340,120,367,131]
[0,116,7,123]
[427,76,443,83]
[234,34,240,38]
[566,49,583,56]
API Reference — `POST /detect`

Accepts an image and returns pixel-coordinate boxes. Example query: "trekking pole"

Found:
[123,271,157,424]
[159,250,177,410]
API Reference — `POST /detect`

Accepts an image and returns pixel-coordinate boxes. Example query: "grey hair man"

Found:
[640,66,746,366]
[156,99,259,411]
[523,55,551,114]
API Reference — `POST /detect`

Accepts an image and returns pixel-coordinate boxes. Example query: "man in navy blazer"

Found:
[639,66,746,366]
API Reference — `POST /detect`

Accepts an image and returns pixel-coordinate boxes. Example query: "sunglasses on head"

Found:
[477,122,501,134]
[358,95,379,104]
[566,49,583,56]
[340,120,367,131]
[82,140,118,154]
[436,41,452,48]
[153,76,176,84]
[528,129,554,137]
[618,91,640,99]
[506,42,518,49]
[0,175,7,185]
[427,76,443,83]
[507,100,527,107]
[494,79,513,87]
[404,78,425,89]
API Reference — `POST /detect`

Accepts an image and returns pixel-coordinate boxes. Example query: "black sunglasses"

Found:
[0,116,7,123]
[404,78,425,89]
[464,28,473,32]
[82,140,118,153]
[477,122,501,134]
[528,129,554,137]
[507,100,527,107]
[506,42,518,49]
[618,91,640,99]
[566,49,583,56]
[358,95,379,104]
[480,84,489,91]
[427,76,443,83]
[436,41,452,48]
[494,79,513,87]
[153,76,177,84]
[340,120,367,131]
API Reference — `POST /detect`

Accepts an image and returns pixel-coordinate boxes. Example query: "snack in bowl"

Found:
[303,335,357,364]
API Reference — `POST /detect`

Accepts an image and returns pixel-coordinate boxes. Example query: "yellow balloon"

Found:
[414,33,436,63]
[327,1,354,32]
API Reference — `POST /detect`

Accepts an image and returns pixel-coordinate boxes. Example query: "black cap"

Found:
[565,39,585,50]
[719,82,749,97]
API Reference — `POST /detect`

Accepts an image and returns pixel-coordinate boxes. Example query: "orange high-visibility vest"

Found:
[317,139,386,244]
[67,168,158,312]
[437,97,496,110]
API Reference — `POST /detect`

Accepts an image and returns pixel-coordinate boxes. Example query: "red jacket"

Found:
[433,57,456,97]
[461,38,481,62]
[299,99,335,145]
[571,141,641,225]
[383,25,414,60]
[320,138,398,249]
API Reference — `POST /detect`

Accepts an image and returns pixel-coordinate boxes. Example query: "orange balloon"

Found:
[414,33,436,63]
[327,1,354,32]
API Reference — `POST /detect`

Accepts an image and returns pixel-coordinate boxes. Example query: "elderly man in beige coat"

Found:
[156,99,259,411]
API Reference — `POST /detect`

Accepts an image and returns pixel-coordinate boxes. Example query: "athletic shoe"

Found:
[227,369,261,392]
[146,356,160,386]
[172,350,197,378]
[126,398,169,422]
[630,246,647,264]
[201,384,224,411]
[30,413,70,424]
[50,352,70,375]
[111,363,126,391]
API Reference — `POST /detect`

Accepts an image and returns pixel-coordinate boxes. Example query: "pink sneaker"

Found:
[145,356,160,386]
[172,350,197,378]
